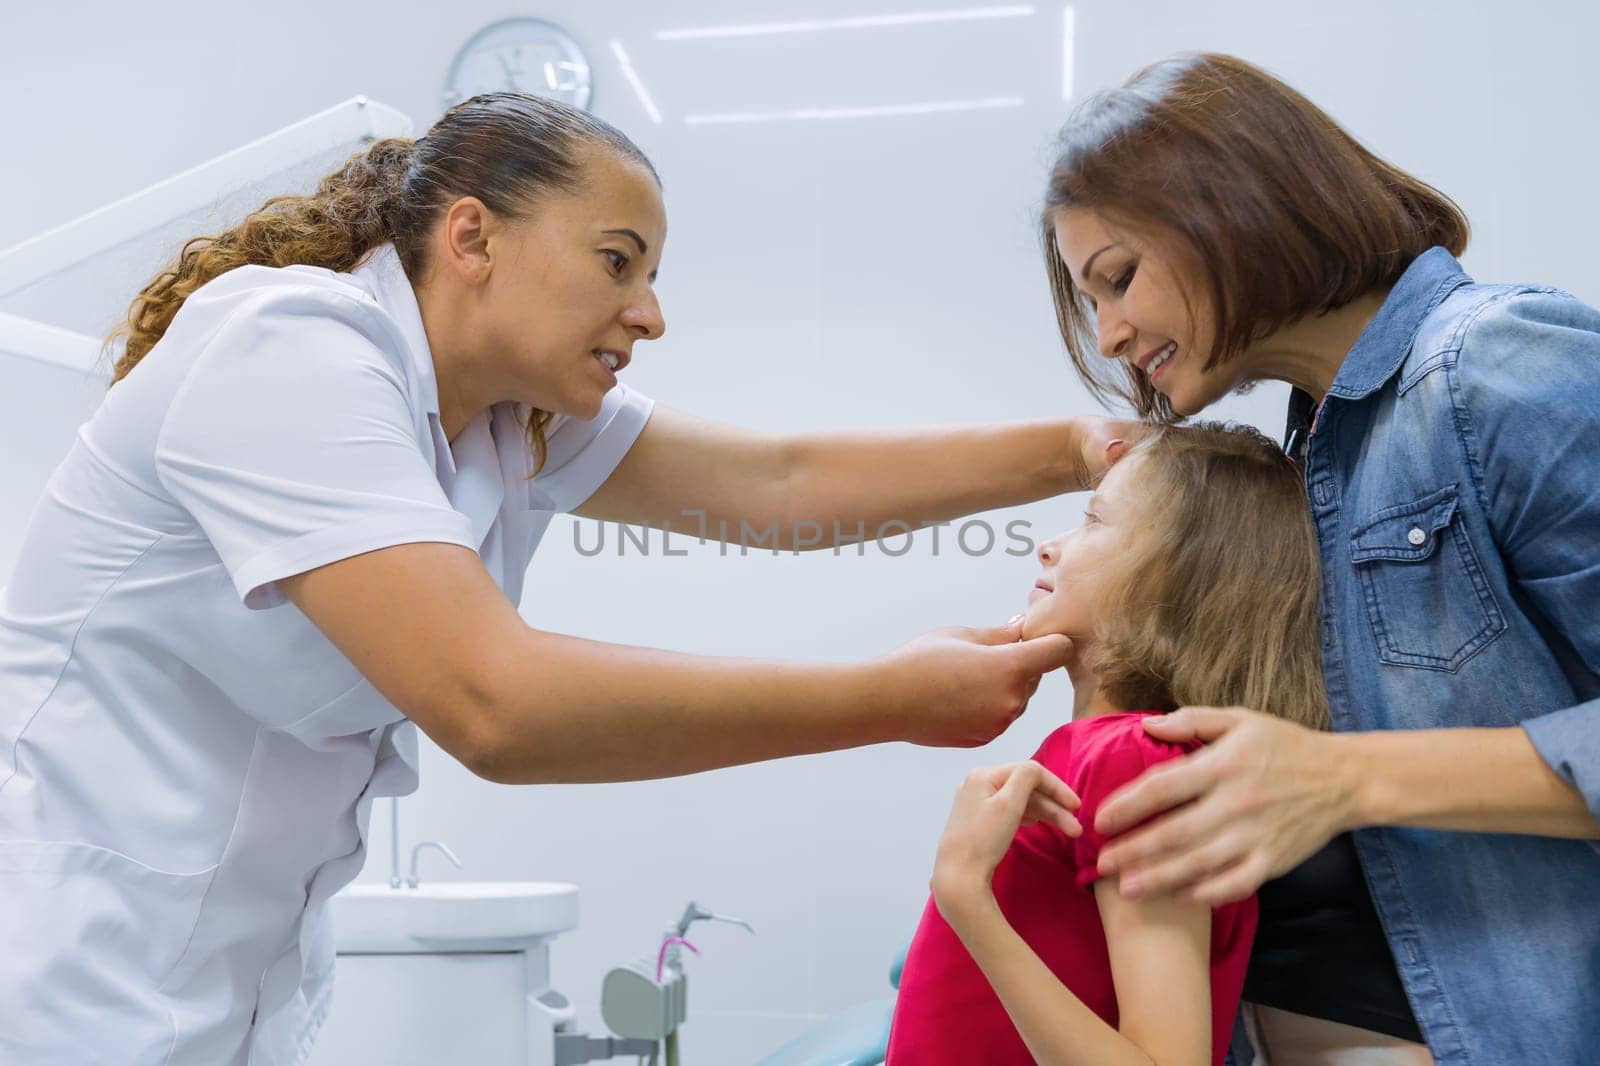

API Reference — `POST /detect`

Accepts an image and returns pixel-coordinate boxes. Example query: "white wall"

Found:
[3,2,1597,1063]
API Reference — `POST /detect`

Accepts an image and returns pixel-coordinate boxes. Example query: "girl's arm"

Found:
[931,762,1211,1066]
[575,405,1141,549]
[937,881,1211,1066]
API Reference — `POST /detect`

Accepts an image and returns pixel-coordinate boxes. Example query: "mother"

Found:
[1040,53,1600,1064]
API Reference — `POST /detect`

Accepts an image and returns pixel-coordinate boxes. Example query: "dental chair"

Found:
[754,940,908,1066]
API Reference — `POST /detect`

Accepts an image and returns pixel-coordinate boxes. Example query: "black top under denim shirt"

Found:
[1235,388,1423,1044]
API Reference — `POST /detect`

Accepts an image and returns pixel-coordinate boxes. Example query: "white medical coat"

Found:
[0,243,653,1064]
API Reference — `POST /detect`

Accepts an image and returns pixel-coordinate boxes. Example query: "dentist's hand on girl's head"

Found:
[931,760,1082,916]
[1072,416,1147,485]
[1091,706,1353,905]
[874,617,1074,748]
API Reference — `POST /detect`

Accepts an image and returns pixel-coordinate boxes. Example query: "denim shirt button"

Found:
[1407,526,1427,546]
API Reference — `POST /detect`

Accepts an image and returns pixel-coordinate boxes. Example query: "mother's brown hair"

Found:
[1043,52,1468,421]
[107,93,657,471]
[1094,422,1329,731]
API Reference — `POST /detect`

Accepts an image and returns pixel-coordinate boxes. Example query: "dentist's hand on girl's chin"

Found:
[1091,706,1356,906]
[931,760,1082,920]
[872,616,1074,748]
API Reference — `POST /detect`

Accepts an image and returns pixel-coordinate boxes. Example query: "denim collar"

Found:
[1326,246,1473,401]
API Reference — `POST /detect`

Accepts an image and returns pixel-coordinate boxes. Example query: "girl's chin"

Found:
[1019,609,1053,642]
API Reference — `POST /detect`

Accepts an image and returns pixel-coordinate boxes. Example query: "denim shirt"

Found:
[1302,247,1600,1065]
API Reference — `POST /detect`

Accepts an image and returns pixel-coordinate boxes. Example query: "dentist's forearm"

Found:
[469,632,897,783]
[781,418,1094,547]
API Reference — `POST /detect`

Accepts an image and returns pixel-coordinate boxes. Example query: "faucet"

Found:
[389,797,402,888]
[407,840,463,888]
[671,900,754,938]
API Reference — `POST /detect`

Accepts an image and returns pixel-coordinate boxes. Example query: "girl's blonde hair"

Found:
[107,92,657,474]
[1092,422,1329,731]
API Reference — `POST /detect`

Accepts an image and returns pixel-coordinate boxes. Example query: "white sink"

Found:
[331,881,581,953]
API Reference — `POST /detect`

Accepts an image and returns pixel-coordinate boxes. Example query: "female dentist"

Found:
[0,94,1113,1065]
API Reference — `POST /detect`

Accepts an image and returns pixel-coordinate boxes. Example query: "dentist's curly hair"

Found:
[106,93,657,473]
[1092,422,1330,730]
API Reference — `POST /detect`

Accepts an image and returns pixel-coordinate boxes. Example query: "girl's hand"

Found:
[1093,706,1357,905]
[932,761,1082,918]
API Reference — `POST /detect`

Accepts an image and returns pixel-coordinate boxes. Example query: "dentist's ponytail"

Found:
[109,136,412,384]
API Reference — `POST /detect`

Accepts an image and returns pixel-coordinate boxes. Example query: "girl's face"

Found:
[1023,453,1146,643]
[1052,207,1238,417]
[473,149,668,419]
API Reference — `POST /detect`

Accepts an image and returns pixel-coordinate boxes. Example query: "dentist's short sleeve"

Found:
[154,290,475,610]
[529,384,655,513]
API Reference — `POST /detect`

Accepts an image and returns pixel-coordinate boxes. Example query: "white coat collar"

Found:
[351,243,527,543]
[352,243,441,422]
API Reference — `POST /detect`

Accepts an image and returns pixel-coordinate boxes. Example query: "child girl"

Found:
[888,422,1329,1066]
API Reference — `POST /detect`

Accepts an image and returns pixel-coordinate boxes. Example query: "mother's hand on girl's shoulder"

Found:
[1091,706,1359,906]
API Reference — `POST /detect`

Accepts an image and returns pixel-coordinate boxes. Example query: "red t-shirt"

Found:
[887,712,1258,1065]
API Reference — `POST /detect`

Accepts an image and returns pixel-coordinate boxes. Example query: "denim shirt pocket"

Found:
[1350,484,1506,671]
